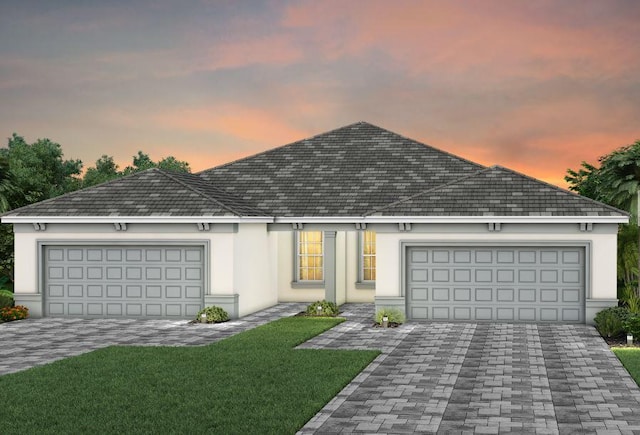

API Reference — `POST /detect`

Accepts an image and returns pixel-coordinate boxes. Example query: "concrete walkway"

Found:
[298,304,640,434]
[3,303,640,433]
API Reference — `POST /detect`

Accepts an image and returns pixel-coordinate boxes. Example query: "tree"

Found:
[82,155,120,188]
[0,134,82,208]
[567,140,640,297]
[0,134,83,285]
[84,151,190,187]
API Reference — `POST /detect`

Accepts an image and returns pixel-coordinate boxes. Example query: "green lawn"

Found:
[614,347,640,386]
[0,317,379,434]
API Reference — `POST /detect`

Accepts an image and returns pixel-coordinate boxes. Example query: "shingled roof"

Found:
[366,166,628,217]
[199,122,484,216]
[3,168,268,217]
[2,122,628,220]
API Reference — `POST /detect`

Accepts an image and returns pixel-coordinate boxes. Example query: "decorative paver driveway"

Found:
[299,305,640,434]
[0,303,305,376]
[3,303,640,433]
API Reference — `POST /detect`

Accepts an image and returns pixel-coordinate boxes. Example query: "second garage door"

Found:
[44,245,205,318]
[407,246,585,323]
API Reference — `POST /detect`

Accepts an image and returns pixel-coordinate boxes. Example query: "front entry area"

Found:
[406,246,585,323]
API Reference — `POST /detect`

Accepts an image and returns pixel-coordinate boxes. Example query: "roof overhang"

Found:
[1,215,629,225]
[275,215,630,224]
[0,216,275,224]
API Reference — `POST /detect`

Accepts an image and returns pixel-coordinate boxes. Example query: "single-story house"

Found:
[1,122,628,324]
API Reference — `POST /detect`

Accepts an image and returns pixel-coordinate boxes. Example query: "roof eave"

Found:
[275,216,629,224]
[0,216,275,224]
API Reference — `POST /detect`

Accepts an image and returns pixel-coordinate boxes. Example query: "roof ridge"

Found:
[156,169,250,217]
[364,166,493,216]
[490,165,630,216]
[361,123,486,171]
[198,122,364,174]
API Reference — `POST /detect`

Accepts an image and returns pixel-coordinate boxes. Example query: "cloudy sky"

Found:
[1,0,639,187]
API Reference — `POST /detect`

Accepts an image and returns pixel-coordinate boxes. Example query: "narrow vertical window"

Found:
[298,231,323,281]
[362,230,376,281]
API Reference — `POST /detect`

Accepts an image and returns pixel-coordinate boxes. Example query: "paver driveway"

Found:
[299,305,640,434]
[3,303,640,434]
[0,303,305,375]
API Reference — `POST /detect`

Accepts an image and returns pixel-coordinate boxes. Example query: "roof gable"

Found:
[198,121,484,216]
[367,165,628,217]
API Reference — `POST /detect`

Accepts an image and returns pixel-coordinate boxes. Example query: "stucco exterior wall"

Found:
[275,230,376,304]
[12,222,277,318]
[374,223,619,323]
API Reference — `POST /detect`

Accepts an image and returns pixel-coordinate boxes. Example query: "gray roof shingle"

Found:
[366,166,627,217]
[2,122,627,219]
[199,121,484,216]
[4,168,268,217]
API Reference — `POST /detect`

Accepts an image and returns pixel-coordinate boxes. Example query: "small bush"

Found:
[0,294,13,309]
[0,305,28,322]
[594,306,630,338]
[0,289,13,299]
[625,315,640,338]
[375,307,406,325]
[195,306,229,323]
[305,300,339,317]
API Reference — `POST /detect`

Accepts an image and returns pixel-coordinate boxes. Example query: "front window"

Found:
[298,231,323,281]
[362,230,376,281]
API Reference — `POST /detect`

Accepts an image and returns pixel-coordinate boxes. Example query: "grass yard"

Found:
[0,317,379,434]
[614,347,640,386]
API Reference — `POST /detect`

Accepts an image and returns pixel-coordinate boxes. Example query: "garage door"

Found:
[407,247,584,323]
[44,245,204,318]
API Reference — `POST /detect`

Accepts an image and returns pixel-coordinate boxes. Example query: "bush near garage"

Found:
[375,307,406,325]
[0,292,13,309]
[195,306,230,323]
[305,300,339,317]
[594,306,630,338]
[0,304,28,322]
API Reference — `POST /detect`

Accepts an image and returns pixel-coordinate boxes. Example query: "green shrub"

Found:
[195,306,229,323]
[625,315,640,338]
[305,300,339,317]
[375,307,406,325]
[0,305,28,322]
[594,306,630,338]
[0,294,13,309]
[0,289,13,299]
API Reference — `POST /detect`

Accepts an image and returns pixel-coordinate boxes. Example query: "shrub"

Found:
[594,306,630,338]
[625,315,640,338]
[0,289,13,299]
[375,307,406,325]
[305,300,339,317]
[0,293,13,309]
[0,305,28,322]
[195,306,229,323]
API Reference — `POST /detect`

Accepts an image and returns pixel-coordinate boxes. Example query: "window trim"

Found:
[293,230,325,284]
[358,230,376,286]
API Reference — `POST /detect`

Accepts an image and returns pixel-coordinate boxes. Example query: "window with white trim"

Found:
[297,231,323,281]
[361,230,376,281]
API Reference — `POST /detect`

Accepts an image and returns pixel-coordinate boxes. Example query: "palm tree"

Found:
[0,155,14,213]
[599,140,640,294]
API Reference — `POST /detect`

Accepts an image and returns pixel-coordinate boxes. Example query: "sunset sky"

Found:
[1,1,639,187]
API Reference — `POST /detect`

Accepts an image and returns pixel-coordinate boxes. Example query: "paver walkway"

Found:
[0,303,305,375]
[298,304,640,434]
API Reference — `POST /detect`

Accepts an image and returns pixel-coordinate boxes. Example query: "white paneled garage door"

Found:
[406,246,585,323]
[43,245,204,318]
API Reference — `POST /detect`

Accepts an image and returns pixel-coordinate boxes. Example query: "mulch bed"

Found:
[372,322,402,328]
[605,335,639,347]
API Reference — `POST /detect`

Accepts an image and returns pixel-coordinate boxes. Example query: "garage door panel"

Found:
[44,245,204,318]
[407,247,584,323]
